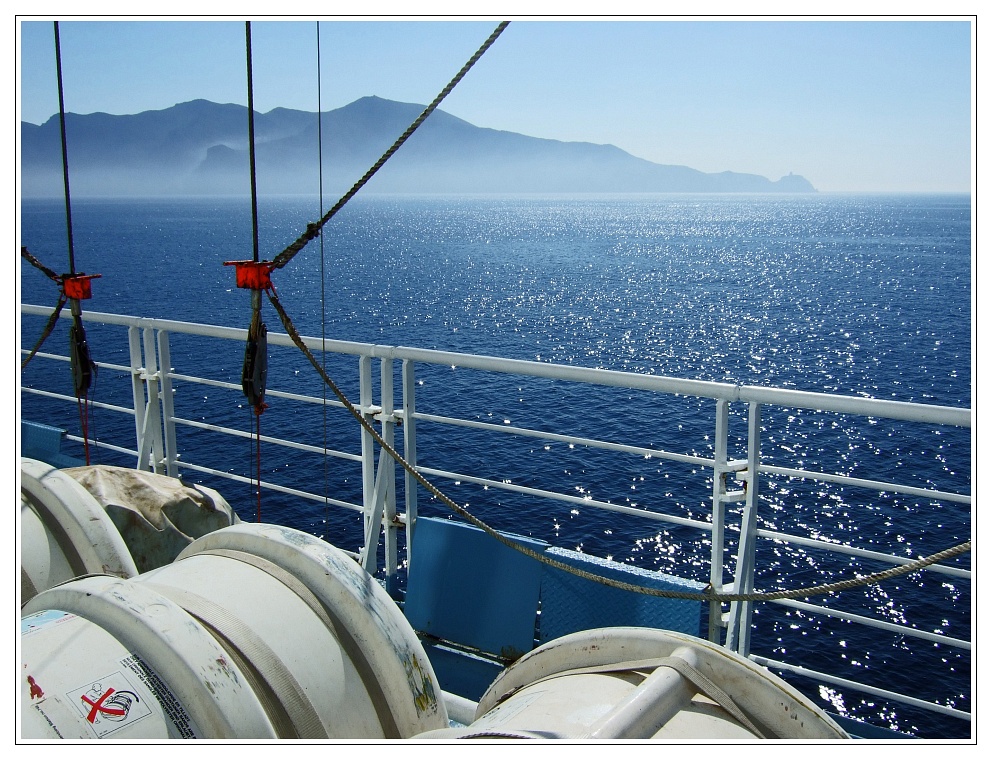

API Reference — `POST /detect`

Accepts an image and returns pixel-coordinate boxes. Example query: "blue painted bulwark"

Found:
[828,714,914,739]
[404,516,548,659]
[538,546,706,643]
[418,641,505,704]
[21,421,83,469]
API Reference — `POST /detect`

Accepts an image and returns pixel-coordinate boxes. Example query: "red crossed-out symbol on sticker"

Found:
[82,688,127,723]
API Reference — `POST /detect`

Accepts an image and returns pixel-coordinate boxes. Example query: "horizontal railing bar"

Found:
[169,371,352,410]
[751,654,971,722]
[768,598,971,650]
[22,306,971,427]
[739,386,971,428]
[176,461,362,513]
[64,436,138,460]
[756,529,971,580]
[172,417,363,463]
[22,387,136,417]
[167,373,243,393]
[413,411,715,468]
[256,387,349,407]
[414,465,714,533]
[19,348,69,363]
[761,464,971,505]
[20,348,132,375]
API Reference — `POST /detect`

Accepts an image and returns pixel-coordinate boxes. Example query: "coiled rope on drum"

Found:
[260,18,971,604]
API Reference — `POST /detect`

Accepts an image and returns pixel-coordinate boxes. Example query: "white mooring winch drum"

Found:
[414,627,849,740]
[21,523,448,740]
[20,457,139,603]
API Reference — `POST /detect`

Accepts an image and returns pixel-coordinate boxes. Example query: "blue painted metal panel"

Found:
[538,546,706,643]
[828,714,914,739]
[21,421,83,469]
[419,641,504,704]
[404,516,547,658]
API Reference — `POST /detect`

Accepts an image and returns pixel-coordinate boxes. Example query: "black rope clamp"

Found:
[69,313,95,396]
[243,314,268,412]
[225,260,274,414]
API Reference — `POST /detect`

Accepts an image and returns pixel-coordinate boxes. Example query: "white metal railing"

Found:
[20,304,972,730]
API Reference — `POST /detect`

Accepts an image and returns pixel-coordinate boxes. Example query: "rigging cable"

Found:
[239,20,267,521]
[316,21,330,530]
[54,21,99,465]
[269,21,510,270]
[20,248,67,369]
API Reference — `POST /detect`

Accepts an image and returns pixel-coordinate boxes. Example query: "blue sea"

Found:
[19,193,972,738]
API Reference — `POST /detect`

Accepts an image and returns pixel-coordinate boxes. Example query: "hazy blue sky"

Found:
[16,17,974,193]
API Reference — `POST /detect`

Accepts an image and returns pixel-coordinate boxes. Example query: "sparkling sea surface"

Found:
[19,193,972,738]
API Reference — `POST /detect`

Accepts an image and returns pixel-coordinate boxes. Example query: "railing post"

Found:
[708,398,730,644]
[380,357,398,594]
[141,327,166,473]
[358,355,378,571]
[402,359,419,572]
[725,400,761,656]
[127,326,146,467]
[157,330,179,478]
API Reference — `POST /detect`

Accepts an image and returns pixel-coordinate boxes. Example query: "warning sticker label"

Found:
[20,609,76,637]
[67,671,153,738]
[121,654,199,738]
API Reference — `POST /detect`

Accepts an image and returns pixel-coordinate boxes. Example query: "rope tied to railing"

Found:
[267,288,971,603]
[21,247,68,369]
[232,18,969,604]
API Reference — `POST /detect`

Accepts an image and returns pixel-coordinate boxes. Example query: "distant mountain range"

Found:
[20,96,816,197]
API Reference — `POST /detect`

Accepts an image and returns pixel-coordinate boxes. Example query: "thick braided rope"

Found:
[21,247,68,369]
[22,247,62,283]
[270,21,510,270]
[267,290,970,603]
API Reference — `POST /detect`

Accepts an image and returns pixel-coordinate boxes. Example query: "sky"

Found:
[14,14,976,193]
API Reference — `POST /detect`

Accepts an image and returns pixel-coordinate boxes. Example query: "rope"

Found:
[241,22,266,519]
[21,248,68,368]
[53,22,76,275]
[254,411,262,522]
[316,21,330,528]
[269,21,510,270]
[267,289,971,603]
[51,23,96,464]
[245,21,260,264]
[76,392,92,464]
[21,295,67,370]
[21,246,61,282]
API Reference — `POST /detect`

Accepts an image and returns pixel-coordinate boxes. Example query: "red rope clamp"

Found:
[62,273,101,300]
[224,260,274,291]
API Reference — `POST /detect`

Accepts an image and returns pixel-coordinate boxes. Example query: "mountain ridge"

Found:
[20,96,817,197]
